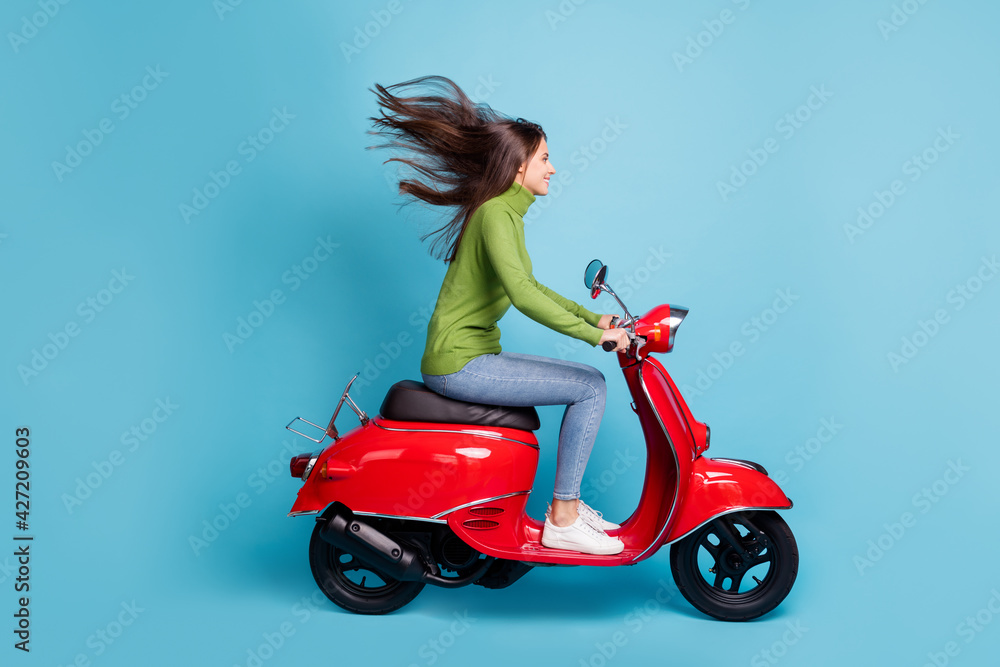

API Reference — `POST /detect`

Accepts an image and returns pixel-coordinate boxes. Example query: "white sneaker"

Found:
[541,515,625,555]
[577,500,621,531]
[546,501,620,531]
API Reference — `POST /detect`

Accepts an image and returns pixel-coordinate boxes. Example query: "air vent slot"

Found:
[462,519,499,530]
[469,506,504,517]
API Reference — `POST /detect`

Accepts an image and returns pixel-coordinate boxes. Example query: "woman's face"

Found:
[516,137,556,196]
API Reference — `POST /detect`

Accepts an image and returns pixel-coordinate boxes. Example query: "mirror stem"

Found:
[600,284,634,330]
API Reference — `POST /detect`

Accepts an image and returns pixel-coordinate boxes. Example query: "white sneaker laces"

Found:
[578,500,605,523]
[546,501,611,533]
[576,517,606,538]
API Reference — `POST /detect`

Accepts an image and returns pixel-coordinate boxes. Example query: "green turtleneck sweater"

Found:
[420,181,604,376]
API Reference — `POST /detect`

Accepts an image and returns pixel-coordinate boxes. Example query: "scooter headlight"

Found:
[635,304,690,355]
[666,306,689,352]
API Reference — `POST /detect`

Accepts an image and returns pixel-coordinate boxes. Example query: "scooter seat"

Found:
[379,380,540,431]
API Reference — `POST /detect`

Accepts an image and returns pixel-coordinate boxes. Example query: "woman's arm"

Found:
[482,210,603,346]
[534,282,602,327]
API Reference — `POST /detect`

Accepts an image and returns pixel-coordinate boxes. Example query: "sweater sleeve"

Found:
[482,210,603,346]
[536,283,603,327]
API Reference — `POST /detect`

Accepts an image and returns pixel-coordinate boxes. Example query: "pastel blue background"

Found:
[2,1,998,665]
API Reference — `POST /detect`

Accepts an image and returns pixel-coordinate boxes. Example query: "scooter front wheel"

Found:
[309,521,425,615]
[669,510,797,621]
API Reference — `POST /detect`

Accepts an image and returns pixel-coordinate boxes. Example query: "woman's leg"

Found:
[422,351,606,502]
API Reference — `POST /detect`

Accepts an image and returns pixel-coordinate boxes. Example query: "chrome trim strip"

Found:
[431,491,531,519]
[354,511,448,524]
[712,457,767,474]
[288,506,449,523]
[301,449,322,481]
[663,505,793,546]
[634,362,683,561]
[374,421,540,449]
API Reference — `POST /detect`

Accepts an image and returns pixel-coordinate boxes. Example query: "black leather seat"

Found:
[379,380,540,431]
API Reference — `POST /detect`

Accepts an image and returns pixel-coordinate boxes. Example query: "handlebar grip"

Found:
[602,340,616,352]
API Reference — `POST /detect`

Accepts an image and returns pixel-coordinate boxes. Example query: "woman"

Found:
[368,75,630,555]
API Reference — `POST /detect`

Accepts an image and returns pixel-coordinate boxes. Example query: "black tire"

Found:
[669,510,797,621]
[308,520,425,615]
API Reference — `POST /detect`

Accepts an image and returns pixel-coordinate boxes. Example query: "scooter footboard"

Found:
[663,457,792,545]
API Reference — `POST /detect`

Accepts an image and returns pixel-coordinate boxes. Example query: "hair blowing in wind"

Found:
[367,75,546,262]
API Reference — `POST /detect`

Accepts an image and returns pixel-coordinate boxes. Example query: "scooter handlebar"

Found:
[602,329,640,352]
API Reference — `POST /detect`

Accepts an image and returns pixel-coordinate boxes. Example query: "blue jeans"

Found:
[421,351,606,501]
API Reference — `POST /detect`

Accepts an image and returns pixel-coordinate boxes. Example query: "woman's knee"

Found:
[555,357,606,382]
[563,360,604,386]
[575,369,606,404]
[592,374,607,401]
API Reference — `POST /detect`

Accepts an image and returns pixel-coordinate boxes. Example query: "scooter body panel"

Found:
[663,457,793,545]
[607,356,695,563]
[289,417,540,520]
[441,493,641,565]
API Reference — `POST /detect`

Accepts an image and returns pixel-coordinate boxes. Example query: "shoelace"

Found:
[547,505,613,539]
[577,501,606,523]
[573,516,609,539]
[546,501,609,531]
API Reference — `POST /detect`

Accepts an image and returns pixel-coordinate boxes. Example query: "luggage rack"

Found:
[286,373,369,444]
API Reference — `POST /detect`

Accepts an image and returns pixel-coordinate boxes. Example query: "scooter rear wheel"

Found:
[309,521,425,615]
[669,510,797,621]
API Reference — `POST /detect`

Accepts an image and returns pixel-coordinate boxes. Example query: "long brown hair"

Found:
[367,75,545,262]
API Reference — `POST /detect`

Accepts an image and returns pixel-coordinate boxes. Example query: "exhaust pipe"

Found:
[318,503,493,589]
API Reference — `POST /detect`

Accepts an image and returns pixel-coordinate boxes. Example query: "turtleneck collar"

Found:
[497,180,536,218]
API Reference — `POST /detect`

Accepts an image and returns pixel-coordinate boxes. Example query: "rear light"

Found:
[289,452,354,481]
[290,454,310,478]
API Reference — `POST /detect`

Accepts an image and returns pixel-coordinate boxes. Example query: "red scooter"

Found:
[285,260,797,620]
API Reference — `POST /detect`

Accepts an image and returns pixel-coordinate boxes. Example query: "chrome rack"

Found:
[286,373,369,444]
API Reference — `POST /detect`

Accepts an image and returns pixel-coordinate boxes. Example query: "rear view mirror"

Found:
[584,260,607,300]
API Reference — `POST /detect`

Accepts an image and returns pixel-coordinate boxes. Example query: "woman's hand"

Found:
[599,327,631,353]
[597,314,622,329]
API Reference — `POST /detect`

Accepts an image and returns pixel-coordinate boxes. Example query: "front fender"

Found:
[664,457,792,545]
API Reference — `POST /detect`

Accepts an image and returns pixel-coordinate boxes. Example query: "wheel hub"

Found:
[710,535,763,576]
[709,547,746,577]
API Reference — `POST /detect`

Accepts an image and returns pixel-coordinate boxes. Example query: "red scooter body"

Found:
[288,311,792,567]
[287,261,797,620]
